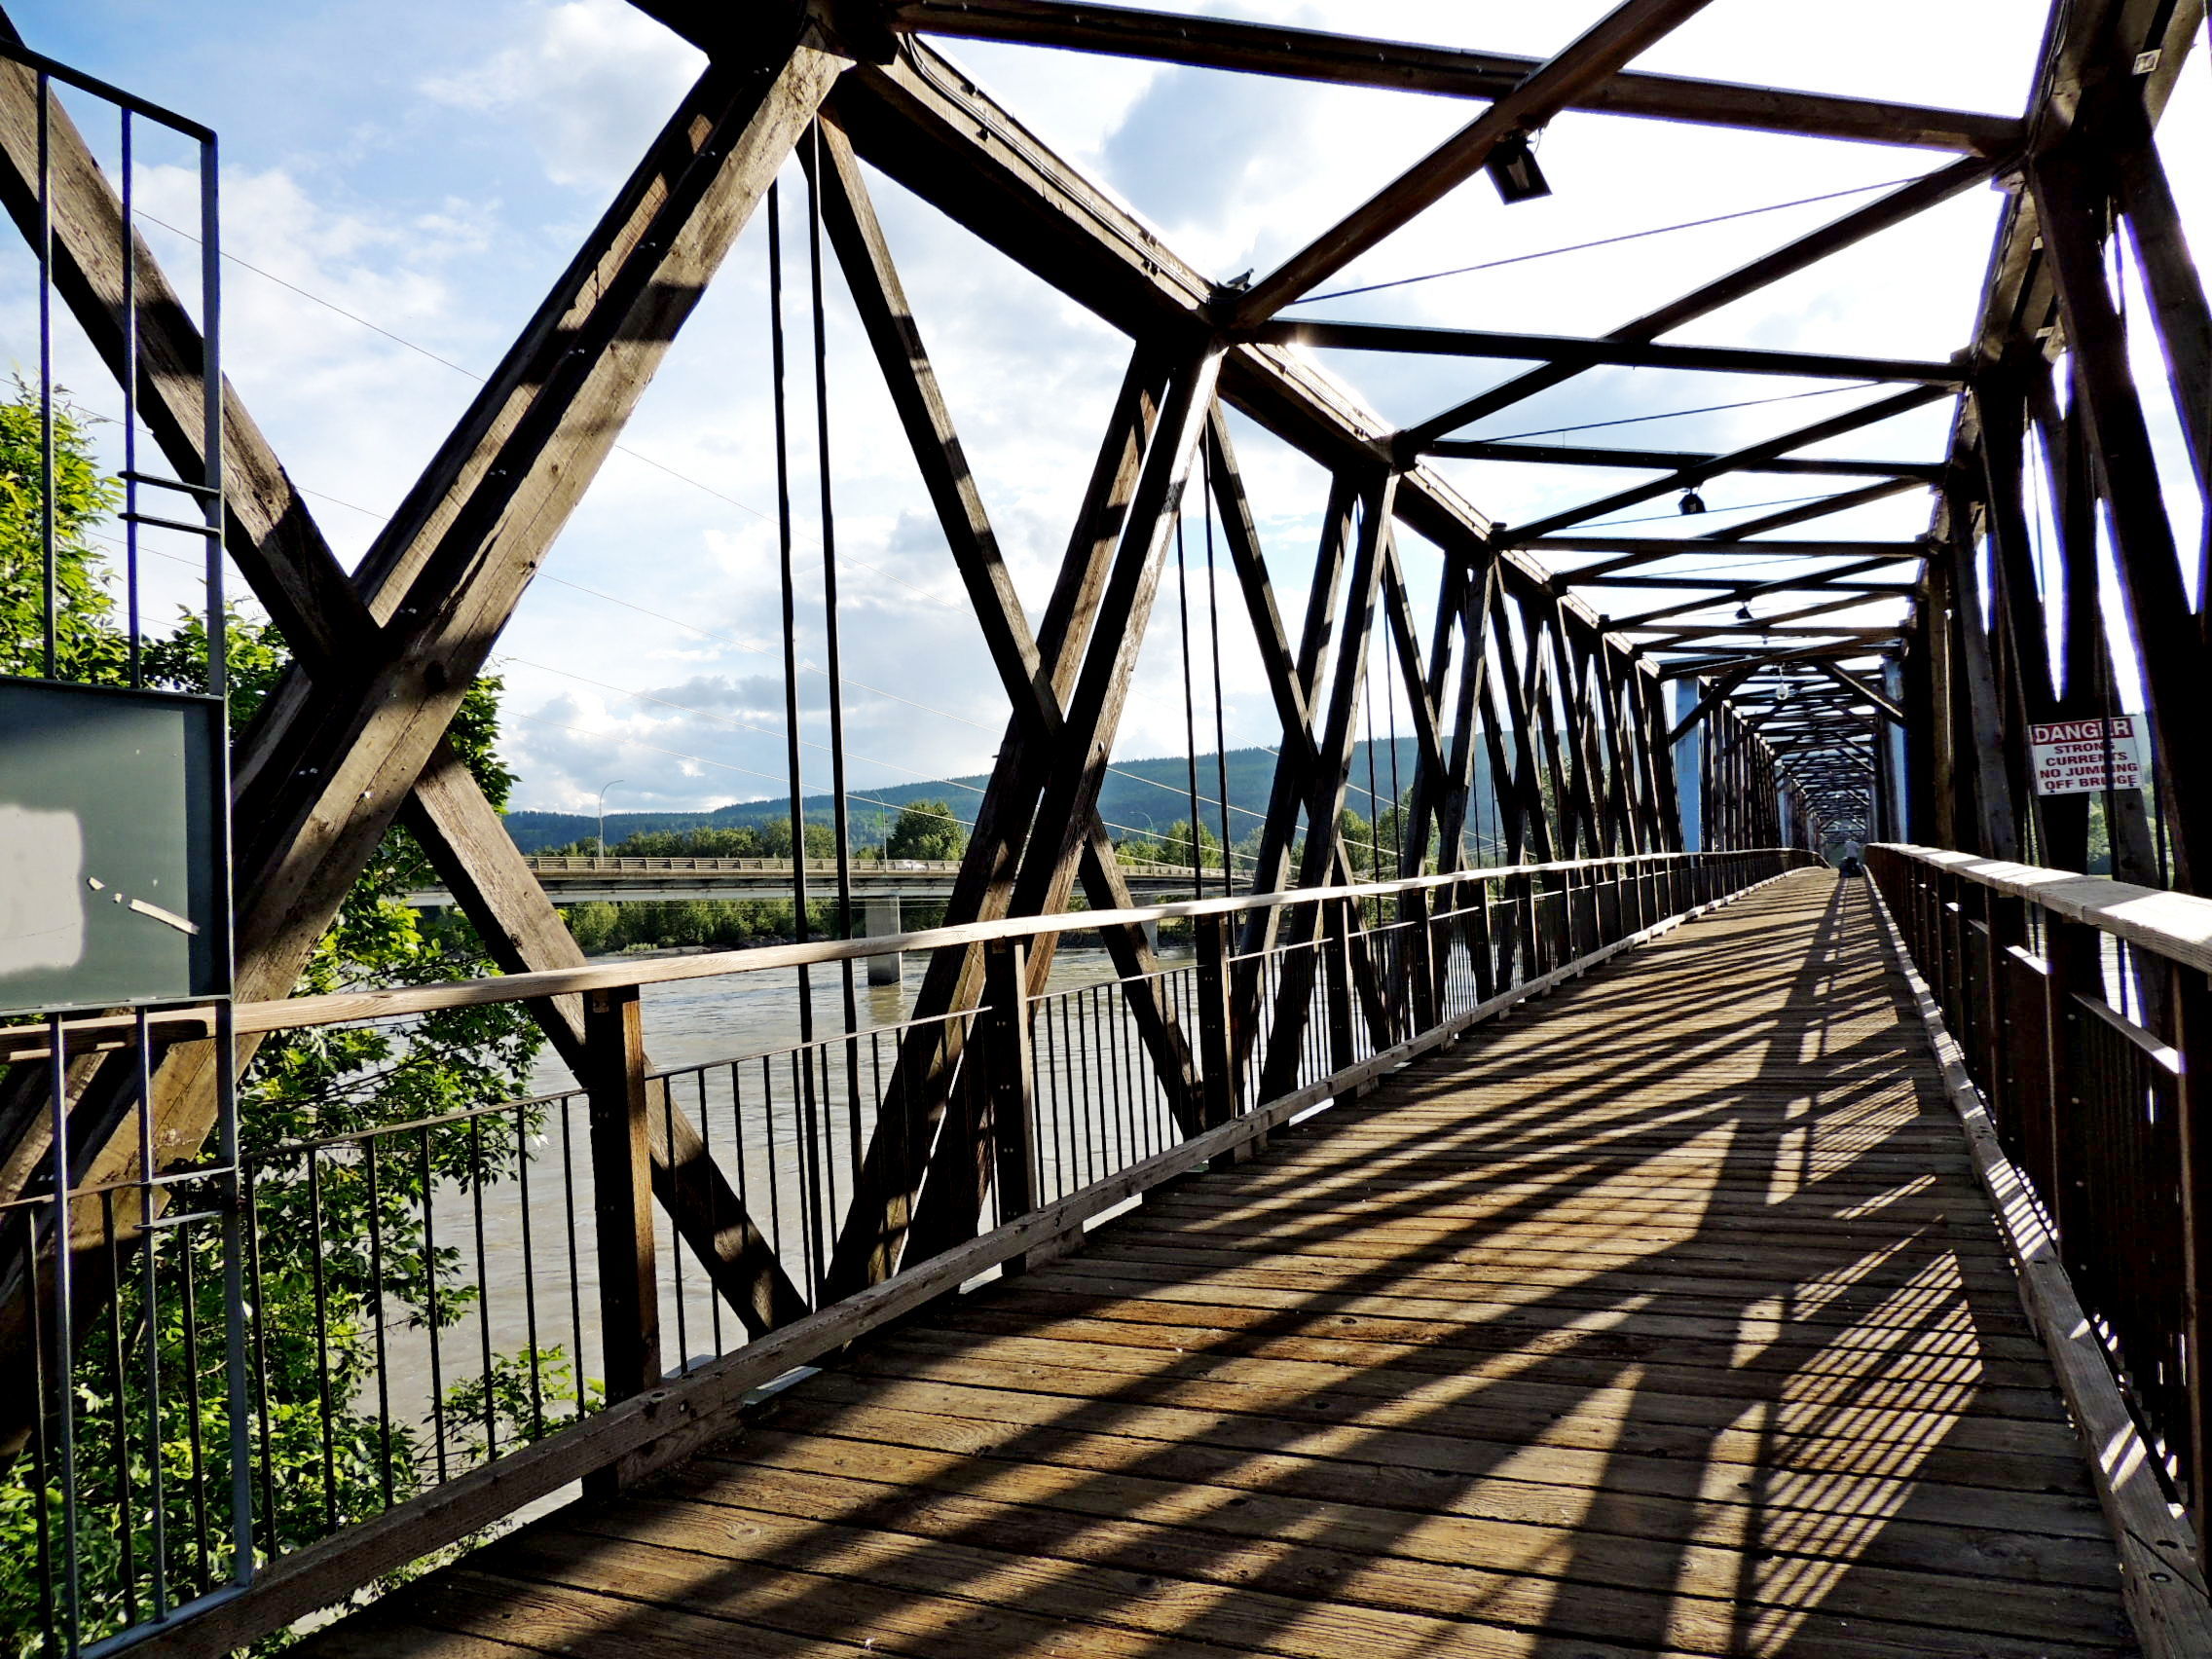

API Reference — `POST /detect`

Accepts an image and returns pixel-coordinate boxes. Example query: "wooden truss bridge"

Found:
[0,0,2208,1655]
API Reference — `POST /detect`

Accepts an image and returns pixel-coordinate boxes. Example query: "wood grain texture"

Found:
[304,869,2143,1658]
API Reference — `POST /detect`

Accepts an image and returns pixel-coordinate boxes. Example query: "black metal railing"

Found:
[1867,843,2212,1561]
[0,848,1806,1656]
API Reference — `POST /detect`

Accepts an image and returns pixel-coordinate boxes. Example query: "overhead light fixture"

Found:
[1735,602,1754,623]
[1678,489,1707,515]
[1485,130,1552,204]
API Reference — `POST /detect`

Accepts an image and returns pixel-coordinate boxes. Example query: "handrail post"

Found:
[982,939,1036,1246]
[1195,913,1237,1133]
[1984,889,2027,1125]
[1540,867,1567,975]
[1468,876,1496,1003]
[2173,959,2212,1545]
[1408,884,1438,1034]
[1324,897,1359,1083]
[584,982,659,1476]
[2043,913,2100,1263]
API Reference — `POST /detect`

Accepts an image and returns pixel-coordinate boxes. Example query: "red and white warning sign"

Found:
[2029,716,2149,796]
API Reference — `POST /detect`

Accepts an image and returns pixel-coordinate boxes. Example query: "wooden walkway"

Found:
[307,868,2137,1659]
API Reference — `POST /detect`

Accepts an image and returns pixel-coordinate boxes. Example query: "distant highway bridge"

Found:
[401,853,1243,908]
[403,854,1245,981]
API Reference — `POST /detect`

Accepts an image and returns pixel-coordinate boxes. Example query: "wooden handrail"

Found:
[0,851,1800,1059]
[1871,842,2212,975]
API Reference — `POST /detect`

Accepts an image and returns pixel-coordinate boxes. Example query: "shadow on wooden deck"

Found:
[302,868,2137,1659]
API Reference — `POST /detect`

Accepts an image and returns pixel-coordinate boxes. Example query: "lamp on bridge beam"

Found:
[1678,488,1708,515]
[1485,129,1553,203]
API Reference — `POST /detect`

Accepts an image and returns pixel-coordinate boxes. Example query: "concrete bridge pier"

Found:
[864,895,903,986]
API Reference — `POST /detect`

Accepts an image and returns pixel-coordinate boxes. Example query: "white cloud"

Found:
[419,0,702,190]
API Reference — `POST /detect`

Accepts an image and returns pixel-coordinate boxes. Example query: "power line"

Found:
[1288,174,1925,306]
[1577,485,1925,530]
[1471,382,1877,444]
[136,209,965,612]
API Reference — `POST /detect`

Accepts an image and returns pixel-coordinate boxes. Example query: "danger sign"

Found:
[2029,717,2149,796]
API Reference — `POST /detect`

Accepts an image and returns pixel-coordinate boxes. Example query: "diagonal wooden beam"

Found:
[1425,438,1943,478]
[1806,658,1906,721]
[1694,475,1929,540]
[805,113,1200,1105]
[0,50,815,1335]
[877,0,2022,154]
[1248,319,1963,386]
[1379,545,1452,790]
[1433,560,1501,870]
[826,37,1653,708]
[1005,344,1227,917]
[1655,641,1886,678]
[1591,554,1918,628]
[237,39,841,997]
[1231,0,1720,326]
[1401,155,1995,452]
[823,343,1172,1297]
[2110,96,2212,517]
[2034,146,2211,889]
[1258,469,1399,1097]
[1203,424,1394,1060]
[1505,386,1952,544]
[901,342,1227,1261]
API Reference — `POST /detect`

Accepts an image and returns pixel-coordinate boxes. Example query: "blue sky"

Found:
[7,1,2205,828]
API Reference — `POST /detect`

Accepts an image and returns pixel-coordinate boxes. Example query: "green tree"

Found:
[607,827,767,858]
[756,815,837,861]
[0,397,568,1651]
[883,799,966,862]
[1152,818,1223,871]
[0,384,127,682]
[1374,789,1440,877]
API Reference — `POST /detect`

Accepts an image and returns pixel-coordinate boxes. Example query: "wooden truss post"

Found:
[2033,147,2210,891]
[1203,424,1392,1062]
[1257,470,1400,1101]
[823,344,1172,1295]
[903,341,1226,1261]
[1975,361,2057,858]
[2028,362,2157,880]
[1433,559,1501,870]
[806,115,1201,1109]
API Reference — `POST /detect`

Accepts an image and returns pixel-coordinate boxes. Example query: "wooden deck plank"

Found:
[641,1459,2130,1654]
[737,1390,2116,1582]
[299,870,2139,1658]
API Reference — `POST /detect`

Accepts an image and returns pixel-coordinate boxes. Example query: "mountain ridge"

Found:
[504,740,1454,853]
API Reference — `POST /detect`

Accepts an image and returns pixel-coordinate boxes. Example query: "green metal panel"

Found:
[0,678,226,1013]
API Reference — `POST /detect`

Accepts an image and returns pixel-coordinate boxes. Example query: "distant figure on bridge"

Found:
[1837,837,1863,877]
